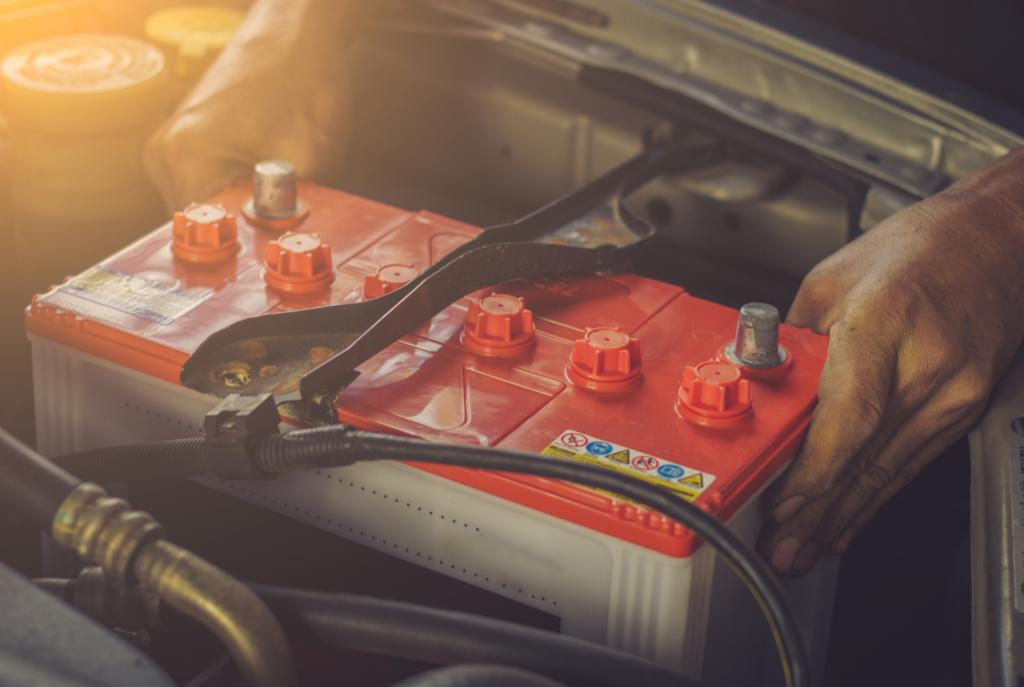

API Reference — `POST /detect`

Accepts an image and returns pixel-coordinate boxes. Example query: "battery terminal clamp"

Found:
[202,393,281,480]
[181,141,705,415]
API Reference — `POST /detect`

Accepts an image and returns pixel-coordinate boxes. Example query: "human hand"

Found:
[145,0,364,211]
[758,149,1024,575]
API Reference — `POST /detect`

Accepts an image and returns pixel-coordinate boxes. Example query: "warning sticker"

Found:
[542,429,715,501]
[53,267,211,325]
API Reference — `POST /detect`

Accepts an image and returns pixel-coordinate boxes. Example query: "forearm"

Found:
[184,0,366,108]
[918,148,1024,342]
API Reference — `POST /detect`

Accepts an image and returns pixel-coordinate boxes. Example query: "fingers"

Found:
[803,410,936,559]
[832,404,985,554]
[144,114,252,212]
[764,320,896,519]
[786,247,866,331]
[786,268,839,330]
[764,370,987,575]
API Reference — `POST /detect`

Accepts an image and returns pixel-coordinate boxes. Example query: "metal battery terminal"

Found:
[722,302,792,377]
[243,160,310,231]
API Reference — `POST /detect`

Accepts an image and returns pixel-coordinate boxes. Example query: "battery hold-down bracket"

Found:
[180,139,710,418]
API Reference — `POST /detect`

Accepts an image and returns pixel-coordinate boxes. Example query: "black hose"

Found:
[52,438,210,482]
[0,426,80,529]
[261,430,807,687]
[252,584,690,687]
[55,424,808,687]
[392,665,565,687]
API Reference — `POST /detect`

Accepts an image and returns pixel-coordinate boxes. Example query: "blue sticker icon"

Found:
[586,441,614,456]
[657,464,685,480]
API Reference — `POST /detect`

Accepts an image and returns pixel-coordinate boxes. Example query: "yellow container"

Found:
[145,5,245,78]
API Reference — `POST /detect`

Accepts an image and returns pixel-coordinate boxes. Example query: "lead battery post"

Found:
[243,159,310,231]
[722,302,793,378]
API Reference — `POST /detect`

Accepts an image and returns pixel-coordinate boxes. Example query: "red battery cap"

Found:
[264,232,335,295]
[463,293,535,358]
[171,203,239,265]
[364,263,418,299]
[566,327,642,394]
[677,360,753,428]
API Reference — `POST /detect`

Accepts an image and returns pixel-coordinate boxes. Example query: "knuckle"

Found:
[954,365,993,406]
[850,463,895,499]
[798,268,837,308]
[787,504,826,535]
[931,366,993,422]
[842,389,886,431]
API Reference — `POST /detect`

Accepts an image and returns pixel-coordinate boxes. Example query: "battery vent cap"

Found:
[463,293,535,358]
[171,203,239,265]
[677,360,752,427]
[364,263,418,299]
[264,232,334,295]
[567,327,642,394]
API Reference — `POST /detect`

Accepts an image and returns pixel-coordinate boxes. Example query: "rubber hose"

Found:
[393,665,565,687]
[252,585,690,687]
[251,430,807,687]
[0,426,80,529]
[53,438,209,482]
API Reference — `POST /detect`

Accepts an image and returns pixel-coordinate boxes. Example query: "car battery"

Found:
[26,171,832,683]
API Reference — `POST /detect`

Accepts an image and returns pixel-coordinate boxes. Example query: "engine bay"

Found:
[1,2,1021,687]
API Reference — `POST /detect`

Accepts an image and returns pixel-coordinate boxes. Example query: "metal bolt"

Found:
[724,302,787,369]
[214,361,253,389]
[252,160,299,219]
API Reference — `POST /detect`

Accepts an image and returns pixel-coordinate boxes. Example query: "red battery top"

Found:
[26,181,827,557]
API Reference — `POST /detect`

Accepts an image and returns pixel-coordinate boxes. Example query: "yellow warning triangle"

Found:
[606,449,630,464]
[679,472,704,489]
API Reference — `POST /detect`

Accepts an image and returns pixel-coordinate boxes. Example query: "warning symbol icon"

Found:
[679,472,705,489]
[606,449,630,464]
[631,455,659,471]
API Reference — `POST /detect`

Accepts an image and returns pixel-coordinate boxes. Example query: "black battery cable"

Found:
[54,396,810,687]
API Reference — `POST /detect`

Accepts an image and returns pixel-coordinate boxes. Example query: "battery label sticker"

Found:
[52,267,211,325]
[542,429,715,501]
[1010,444,1024,613]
